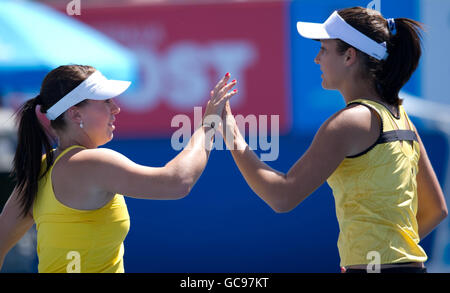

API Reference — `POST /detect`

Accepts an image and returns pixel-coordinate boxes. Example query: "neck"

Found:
[56,135,96,151]
[340,77,383,105]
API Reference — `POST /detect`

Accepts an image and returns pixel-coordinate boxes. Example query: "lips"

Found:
[108,119,115,130]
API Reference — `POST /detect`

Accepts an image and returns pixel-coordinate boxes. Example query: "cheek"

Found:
[83,110,109,130]
[325,57,345,76]
[320,55,332,72]
[321,59,345,88]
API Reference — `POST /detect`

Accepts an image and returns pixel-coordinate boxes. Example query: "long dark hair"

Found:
[335,7,423,105]
[12,65,95,217]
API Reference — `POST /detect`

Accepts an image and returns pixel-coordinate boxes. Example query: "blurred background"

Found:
[0,0,449,273]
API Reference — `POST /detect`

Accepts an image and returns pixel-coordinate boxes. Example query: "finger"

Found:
[214,83,236,104]
[212,72,231,98]
[221,99,234,121]
[218,79,237,97]
[216,89,237,105]
[225,100,232,112]
[212,73,229,96]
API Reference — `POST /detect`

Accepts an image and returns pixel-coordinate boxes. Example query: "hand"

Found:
[203,73,238,127]
[219,100,235,136]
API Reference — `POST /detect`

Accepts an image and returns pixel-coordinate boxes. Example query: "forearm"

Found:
[417,210,447,239]
[224,120,288,212]
[165,125,214,190]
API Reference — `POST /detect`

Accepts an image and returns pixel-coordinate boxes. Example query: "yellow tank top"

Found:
[33,145,130,273]
[327,99,427,267]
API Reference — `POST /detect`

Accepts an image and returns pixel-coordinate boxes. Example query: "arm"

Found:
[0,189,35,270]
[220,102,379,213]
[72,75,237,200]
[80,129,210,200]
[414,127,448,239]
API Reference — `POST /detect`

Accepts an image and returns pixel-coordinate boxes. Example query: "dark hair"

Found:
[335,7,423,105]
[12,65,95,217]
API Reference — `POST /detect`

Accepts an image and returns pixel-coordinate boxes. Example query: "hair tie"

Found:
[387,18,397,36]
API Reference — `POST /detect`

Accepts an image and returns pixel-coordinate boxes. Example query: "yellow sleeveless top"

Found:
[33,145,130,273]
[327,99,427,267]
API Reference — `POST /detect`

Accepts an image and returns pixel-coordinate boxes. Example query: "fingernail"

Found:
[225,72,230,77]
[233,89,237,92]
[232,80,236,83]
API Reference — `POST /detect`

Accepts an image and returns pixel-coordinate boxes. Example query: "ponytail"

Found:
[336,7,424,106]
[12,95,54,217]
[377,18,423,104]
[9,65,97,217]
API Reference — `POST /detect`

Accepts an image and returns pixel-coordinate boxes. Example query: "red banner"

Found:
[66,1,291,137]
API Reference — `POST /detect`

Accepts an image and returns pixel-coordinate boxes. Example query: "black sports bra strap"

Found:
[345,101,417,158]
[377,130,418,144]
[345,102,383,158]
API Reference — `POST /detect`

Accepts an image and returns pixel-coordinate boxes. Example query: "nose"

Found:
[314,52,321,65]
[111,99,121,114]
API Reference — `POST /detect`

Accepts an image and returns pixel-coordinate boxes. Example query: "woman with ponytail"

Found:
[0,65,237,272]
[219,7,447,272]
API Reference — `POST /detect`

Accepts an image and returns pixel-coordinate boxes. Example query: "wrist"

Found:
[222,118,246,151]
[202,121,216,131]
[201,122,216,148]
[222,115,237,136]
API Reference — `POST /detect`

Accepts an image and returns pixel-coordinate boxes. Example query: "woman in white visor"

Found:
[0,65,237,272]
[219,7,447,273]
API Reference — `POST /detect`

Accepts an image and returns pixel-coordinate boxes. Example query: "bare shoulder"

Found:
[317,104,381,157]
[60,148,139,178]
[322,104,378,135]
[55,147,145,194]
[69,148,133,165]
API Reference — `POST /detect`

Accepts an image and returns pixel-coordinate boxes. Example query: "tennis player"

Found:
[219,7,447,273]
[0,65,237,273]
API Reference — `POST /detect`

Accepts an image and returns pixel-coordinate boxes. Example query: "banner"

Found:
[72,2,291,137]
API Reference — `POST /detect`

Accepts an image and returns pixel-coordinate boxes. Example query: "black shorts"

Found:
[345,265,427,273]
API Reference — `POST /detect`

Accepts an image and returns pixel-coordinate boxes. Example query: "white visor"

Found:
[45,70,131,120]
[297,11,388,61]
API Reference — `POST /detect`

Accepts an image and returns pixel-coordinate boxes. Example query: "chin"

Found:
[97,136,113,147]
[321,80,337,90]
[321,80,330,89]
[105,134,114,143]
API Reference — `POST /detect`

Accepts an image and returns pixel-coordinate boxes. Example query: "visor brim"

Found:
[296,21,331,40]
[45,70,132,120]
[90,80,131,100]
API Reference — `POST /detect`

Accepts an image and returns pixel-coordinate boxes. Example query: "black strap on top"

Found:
[345,102,417,158]
[377,129,418,144]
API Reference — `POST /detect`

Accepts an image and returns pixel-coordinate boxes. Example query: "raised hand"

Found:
[203,73,238,123]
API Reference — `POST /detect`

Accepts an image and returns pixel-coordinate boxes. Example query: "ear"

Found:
[66,106,83,125]
[344,47,358,66]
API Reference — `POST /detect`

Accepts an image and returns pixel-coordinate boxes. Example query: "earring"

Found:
[80,121,84,129]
